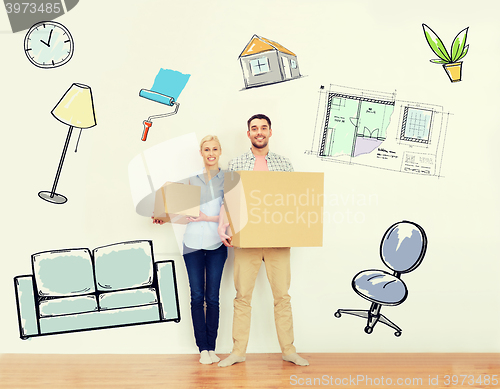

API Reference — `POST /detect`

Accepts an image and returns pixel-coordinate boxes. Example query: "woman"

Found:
[153,135,227,365]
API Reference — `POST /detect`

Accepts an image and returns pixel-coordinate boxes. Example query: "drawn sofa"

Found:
[14,240,180,339]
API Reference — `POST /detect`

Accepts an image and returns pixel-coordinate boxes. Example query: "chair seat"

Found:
[352,270,407,306]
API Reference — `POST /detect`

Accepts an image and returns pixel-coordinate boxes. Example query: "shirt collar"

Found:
[248,148,273,160]
[196,167,222,180]
[214,168,224,178]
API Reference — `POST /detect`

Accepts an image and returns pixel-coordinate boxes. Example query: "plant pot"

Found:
[442,62,462,82]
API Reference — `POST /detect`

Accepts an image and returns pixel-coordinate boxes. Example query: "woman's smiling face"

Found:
[200,140,221,168]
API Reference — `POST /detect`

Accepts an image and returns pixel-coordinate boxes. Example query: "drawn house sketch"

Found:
[334,221,428,337]
[14,240,180,339]
[307,84,450,177]
[238,34,301,89]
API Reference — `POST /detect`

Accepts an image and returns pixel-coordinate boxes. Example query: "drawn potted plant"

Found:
[422,24,469,83]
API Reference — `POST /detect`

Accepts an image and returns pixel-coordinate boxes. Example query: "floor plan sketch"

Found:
[308,84,450,177]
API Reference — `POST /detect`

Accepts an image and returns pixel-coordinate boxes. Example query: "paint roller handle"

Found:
[142,120,153,141]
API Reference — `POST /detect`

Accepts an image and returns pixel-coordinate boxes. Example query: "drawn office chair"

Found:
[334,221,427,336]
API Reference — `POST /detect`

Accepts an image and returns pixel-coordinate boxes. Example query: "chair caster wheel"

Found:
[334,311,341,318]
[364,326,373,334]
[394,331,402,337]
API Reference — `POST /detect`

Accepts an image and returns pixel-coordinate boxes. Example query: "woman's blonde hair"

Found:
[200,135,221,151]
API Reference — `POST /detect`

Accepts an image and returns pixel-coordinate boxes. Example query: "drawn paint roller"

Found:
[139,89,180,141]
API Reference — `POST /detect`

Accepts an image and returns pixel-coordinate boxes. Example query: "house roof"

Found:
[239,35,296,58]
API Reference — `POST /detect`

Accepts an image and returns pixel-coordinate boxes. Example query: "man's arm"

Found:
[280,155,294,172]
[217,203,233,247]
[268,152,294,172]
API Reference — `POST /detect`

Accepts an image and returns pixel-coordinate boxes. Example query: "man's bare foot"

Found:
[218,353,246,367]
[283,353,309,366]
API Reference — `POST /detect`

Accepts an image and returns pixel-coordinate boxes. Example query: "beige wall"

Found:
[0,0,499,354]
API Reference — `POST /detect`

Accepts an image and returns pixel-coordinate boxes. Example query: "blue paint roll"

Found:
[139,89,175,106]
[150,69,190,101]
[138,68,189,141]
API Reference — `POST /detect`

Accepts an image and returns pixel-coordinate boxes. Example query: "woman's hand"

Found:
[151,216,165,225]
[186,211,210,223]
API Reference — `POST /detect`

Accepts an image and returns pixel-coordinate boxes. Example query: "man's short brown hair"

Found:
[247,114,271,129]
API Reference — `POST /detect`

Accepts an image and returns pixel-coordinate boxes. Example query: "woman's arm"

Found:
[186,212,218,223]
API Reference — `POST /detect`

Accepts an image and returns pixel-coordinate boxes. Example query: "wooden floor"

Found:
[0,353,499,388]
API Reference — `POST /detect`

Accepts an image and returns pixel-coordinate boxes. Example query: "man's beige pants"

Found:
[231,247,296,356]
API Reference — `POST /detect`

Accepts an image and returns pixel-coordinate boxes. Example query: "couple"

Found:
[153,114,309,367]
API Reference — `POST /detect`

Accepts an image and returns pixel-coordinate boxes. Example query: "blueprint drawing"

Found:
[308,84,450,177]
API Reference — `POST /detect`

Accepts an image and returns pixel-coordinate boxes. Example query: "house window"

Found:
[291,59,297,69]
[400,107,433,144]
[250,57,270,75]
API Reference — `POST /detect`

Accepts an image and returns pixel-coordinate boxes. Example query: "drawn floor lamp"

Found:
[38,83,96,204]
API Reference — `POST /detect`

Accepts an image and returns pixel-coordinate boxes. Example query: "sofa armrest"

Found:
[155,260,181,322]
[14,275,39,339]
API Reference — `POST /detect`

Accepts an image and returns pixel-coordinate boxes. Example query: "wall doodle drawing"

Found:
[422,23,469,83]
[24,20,74,68]
[307,84,451,177]
[14,240,181,339]
[139,68,190,141]
[238,34,301,89]
[334,221,428,337]
[38,83,97,204]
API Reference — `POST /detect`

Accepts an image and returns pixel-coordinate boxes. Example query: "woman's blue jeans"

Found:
[183,244,227,352]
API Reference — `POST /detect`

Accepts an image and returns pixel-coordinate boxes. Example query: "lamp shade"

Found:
[51,83,97,129]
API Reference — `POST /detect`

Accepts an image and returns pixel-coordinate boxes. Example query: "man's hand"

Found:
[218,222,233,247]
[151,216,165,225]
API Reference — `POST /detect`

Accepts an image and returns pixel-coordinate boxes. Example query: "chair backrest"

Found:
[379,221,427,274]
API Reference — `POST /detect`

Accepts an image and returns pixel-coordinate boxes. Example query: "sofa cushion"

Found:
[94,241,154,291]
[32,248,95,297]
[99,288,158,310]
[39,305,161,334]
[39,295,98,317]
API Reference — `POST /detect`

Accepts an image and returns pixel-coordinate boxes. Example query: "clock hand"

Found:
[40,29,54,47]
[46,29,53,46]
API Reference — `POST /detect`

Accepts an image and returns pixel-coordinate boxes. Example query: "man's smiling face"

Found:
[247,118,272,149]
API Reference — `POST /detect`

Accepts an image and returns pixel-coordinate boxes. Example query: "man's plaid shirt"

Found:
[227,149,294,172]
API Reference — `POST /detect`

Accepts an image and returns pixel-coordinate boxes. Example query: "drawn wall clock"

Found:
[24,21,74,68]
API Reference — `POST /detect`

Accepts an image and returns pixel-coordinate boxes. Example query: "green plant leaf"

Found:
[422,24,451,62]
[451,27,469,62]
[430,59,448,64]
[456,45,469,61]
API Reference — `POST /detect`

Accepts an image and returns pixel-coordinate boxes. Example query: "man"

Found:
[217,114,309,367]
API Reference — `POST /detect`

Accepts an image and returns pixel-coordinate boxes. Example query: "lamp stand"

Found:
[38,126,74,204]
